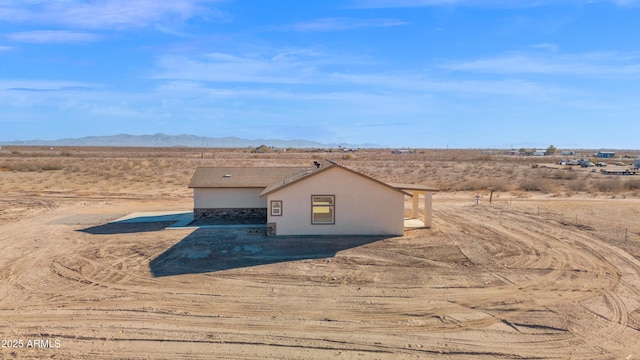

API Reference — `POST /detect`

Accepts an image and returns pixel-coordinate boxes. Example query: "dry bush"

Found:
[593,179,623,193]
[624,179,640,191]
[519,178,557,193]
[1,160,63,172]
[453,179,510,192]
[566,179,588,192]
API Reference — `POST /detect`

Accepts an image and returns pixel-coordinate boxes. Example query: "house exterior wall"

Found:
[194,188,266,209]
[597,152,615,158]
[266,167,404,236]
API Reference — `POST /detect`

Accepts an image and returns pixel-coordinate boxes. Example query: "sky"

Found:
[1,0,639,148]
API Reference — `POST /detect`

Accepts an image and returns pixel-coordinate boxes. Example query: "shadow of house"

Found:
[78,221,176,235]
[77,213,191,235]
[149,228,390,277]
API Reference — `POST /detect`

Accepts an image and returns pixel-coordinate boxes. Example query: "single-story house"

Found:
[252,145,273,153]
[597,151,616,158]
[188,160,437,236]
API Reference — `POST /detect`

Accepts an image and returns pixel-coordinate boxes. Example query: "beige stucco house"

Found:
[188,160,437,236]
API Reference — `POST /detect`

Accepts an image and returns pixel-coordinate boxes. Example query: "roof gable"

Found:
[260,160,410,196]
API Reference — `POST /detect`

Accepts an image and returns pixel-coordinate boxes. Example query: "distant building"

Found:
[252,145,273,153]
[393,149,414,154]
[533,150,546,156]
[597,151,616,158]
[561,151,575,156]
[634,159,640,170]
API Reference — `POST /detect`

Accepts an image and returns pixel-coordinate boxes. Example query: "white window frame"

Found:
[270,200,282,216]
[311,195,335,225]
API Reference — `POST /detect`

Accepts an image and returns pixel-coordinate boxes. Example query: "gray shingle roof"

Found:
[188,166,304,188]
[189,160,438,196]
[260,159,335,195]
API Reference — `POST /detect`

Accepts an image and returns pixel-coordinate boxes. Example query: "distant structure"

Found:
[252,145,273,153]
[597,151,616,158]
[634,159,640,170]
[533,149,546,156]
[393,149,414,154]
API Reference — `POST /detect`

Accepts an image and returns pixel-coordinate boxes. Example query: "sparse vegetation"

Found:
[1,146,639,198]
[1,159,64,172]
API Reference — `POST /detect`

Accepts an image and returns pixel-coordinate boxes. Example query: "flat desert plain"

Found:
[1,147,640,359]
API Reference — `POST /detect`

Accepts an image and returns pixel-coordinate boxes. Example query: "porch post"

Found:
[412,191,419,219]
[423,191,432,228]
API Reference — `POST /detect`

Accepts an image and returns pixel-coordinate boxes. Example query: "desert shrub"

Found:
[453,179,510,192]
[552,170,578,180]
[342,153,356,160]
[624,179,640,190]
[519,178,557,193]
[537,169,552,179]
[566,179,588,192]
[593,179,623,193]
[0,160,63,172]
[520,179,542,191]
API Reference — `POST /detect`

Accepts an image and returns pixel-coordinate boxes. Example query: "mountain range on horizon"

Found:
[1,133,380,149]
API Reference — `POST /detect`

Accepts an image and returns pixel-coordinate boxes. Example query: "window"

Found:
[270,200,282,216]
[312,195,334,224]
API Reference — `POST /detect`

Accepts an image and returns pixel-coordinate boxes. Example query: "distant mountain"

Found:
[2,133,379,149]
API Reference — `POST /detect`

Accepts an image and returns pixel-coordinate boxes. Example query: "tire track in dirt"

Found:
[3,199,640,359]
[433,204,640,357]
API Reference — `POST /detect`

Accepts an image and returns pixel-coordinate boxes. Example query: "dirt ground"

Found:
[1,148,640,359]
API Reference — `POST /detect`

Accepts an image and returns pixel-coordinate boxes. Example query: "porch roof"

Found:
[388,183,439,192]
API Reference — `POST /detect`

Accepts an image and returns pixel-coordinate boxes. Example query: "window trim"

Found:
[311,195,335,225]
[270,200,283,216]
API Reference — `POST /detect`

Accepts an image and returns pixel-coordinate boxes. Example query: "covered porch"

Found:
[390,183,438,229]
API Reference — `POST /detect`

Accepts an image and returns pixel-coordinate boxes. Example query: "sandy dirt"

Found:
[1,192,639,359]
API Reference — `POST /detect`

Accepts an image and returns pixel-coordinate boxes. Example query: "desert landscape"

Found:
[1,146,640,359]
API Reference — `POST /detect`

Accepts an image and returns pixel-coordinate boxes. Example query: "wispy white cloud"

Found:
[278,17,407,32]
[349,0,639,7]
[0,0,227,29]
[0,45,12,51]
[151,50,578,101]
[153,51,325,84]
[442,52,640,77]
[613,0,640,6]
[531,43,559,52]
[6,30,101,43]
[0,80,96,91]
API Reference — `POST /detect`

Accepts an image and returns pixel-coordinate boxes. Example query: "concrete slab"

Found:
[111,211,267,231]
[112,211,193,224]
[404,218,427,229]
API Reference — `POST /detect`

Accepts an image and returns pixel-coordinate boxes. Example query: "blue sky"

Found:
[1,0,639,148]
